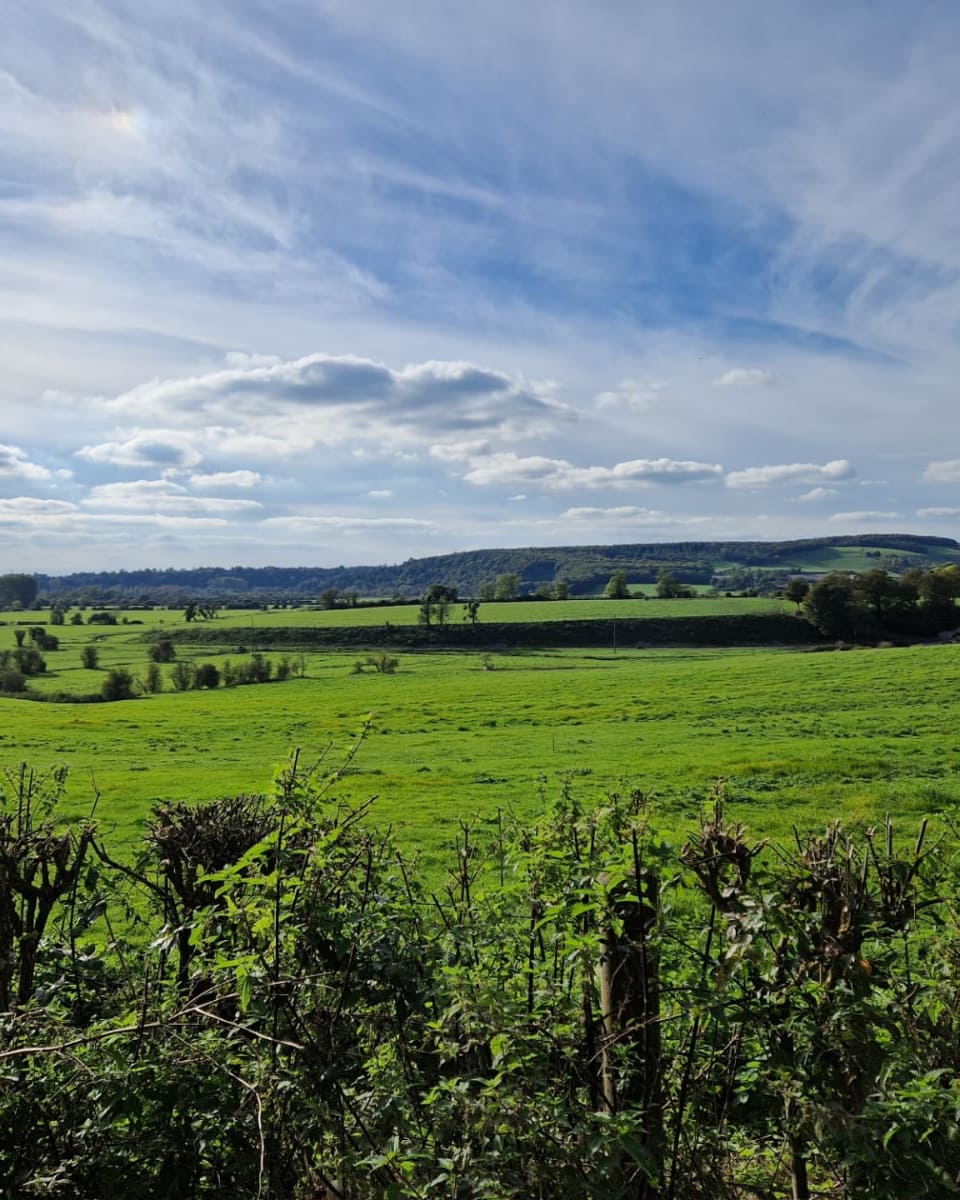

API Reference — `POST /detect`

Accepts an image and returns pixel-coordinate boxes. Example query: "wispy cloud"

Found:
[3,3,960,568]
[713,368,777,388]
[726,460,855,489]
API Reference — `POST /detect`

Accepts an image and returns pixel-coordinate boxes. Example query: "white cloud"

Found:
[726,460,855,489]
[367,489,393,498]
[77,433,202,469]
[924,460,960,483]
[713,368,777,388]
[560,505,713,525]
[917,506,960,518]
[103,354,569,444]
[460,452,723,489]
[0,497,76,519]
[83,480,261,514]
[794,487,838,502]
[829,510,901,522]
[260,515,435,531]
[508,493,527,502]
[593,380,664,410]
[189,470,262,488]
[0,443,51,481]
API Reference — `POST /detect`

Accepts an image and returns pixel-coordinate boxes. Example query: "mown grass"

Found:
[3,604,959,876]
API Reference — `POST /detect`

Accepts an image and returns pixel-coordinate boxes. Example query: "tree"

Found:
[101,668,135,701]
[478,581,497,601]
[80,645,99,670]
[150,638,176,663]
[784,577,810,613]
[170,661,197,692]
[858,569,908,622]
[13,630,24,648]
[605,571,630,599]
[0,574,38,608]
[320,588,339,609]
[554,580,570,600]
[144,662,163,694]
[420,584,457,627]
[916,565,960,623]
[0,664,26,693]
[49,606,65,626]
[494,573,520,601]
[656,570,690,599]
[194,662,220,690]
[465,599,481,624]
[803,572,866,638]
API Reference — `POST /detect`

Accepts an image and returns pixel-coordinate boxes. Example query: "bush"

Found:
[101,668,135,701]
[88,611,117,625]
[194,662,220,690]
[149,638,176,663]
[80,645,99,670]
[0,665,26,693]
[144,662,163,694]
[169,661,196,692]
[1,647,46,676]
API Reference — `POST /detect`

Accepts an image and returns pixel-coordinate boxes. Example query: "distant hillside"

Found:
[36,533,960,602]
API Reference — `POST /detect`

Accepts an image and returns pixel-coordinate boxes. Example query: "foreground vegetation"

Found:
[2,760,959,1197]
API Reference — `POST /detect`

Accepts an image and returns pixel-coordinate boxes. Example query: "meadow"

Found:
[2,603,958,874]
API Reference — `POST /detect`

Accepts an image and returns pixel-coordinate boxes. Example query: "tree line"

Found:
[794,565,960,638]
[24,534,958,603]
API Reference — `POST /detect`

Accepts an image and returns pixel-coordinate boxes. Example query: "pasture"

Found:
[2,601,959,874]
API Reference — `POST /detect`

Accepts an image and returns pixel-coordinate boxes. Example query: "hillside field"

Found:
[2,603,959,874]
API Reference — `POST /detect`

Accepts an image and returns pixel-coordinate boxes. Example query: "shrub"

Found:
[88,611,117,625]
[149,638,176,663]
[80,645,99,670]
[101,668,135,701]
[2,647,46,676]
[194,662,220,690]
[144,661,163,694]
[170,661,196,692]
[0,665,26,693]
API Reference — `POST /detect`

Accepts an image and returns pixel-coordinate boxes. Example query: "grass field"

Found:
[3,602,959,875]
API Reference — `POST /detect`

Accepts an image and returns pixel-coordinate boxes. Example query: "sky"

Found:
[3,0,960,573]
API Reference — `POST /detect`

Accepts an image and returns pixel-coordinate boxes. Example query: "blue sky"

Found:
[3,0,960,571]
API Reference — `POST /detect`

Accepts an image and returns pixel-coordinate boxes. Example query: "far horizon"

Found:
[23,530,957,582]
[4,5,960,572]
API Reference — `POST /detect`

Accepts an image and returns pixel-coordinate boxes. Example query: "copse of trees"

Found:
[418,584,457,627]
[0,573,38,608]
[802,565,960,638]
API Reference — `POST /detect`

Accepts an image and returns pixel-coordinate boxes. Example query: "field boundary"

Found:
[155,612,825,650]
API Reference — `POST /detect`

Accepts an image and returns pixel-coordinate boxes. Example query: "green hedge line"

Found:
[155,612,822,650]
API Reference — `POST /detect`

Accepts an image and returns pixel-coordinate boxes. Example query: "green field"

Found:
[3,603,959,874]
[178,595,786,627]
